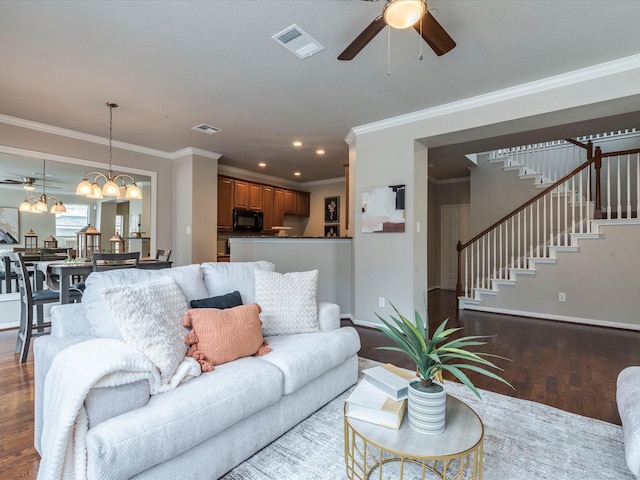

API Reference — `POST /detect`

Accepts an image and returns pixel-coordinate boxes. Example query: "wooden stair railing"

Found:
[456,140,640,301]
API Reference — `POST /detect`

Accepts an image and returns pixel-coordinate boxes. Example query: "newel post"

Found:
[594,146,603,219]
[456,240,463,300]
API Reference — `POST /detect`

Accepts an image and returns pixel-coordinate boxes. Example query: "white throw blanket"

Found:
[37,338,201,480]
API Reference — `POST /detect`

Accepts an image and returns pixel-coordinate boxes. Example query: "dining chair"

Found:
[92,252,140,272]
[9,252,81,362]
[155,249,172,262]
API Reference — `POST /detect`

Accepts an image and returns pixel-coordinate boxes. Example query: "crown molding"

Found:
[348,53,640,138]
[301,177,345,187]
[0,113,222,161]
[171,147,222,160]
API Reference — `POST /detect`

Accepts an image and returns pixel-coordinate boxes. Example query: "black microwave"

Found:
[233,209,263,232]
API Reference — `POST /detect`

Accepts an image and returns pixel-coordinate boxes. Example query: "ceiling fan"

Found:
[338,0,456,61]
[0,175,61,190]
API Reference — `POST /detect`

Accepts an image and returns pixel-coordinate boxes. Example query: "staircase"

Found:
[457,131,640,330]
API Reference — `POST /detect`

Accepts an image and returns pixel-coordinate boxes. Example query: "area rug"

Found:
[222,358,632,479]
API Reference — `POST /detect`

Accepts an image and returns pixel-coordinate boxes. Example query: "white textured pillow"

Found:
[101,277,189,382]
[255,269,320,336]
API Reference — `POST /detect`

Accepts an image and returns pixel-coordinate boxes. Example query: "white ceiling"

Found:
[1,0,640,185]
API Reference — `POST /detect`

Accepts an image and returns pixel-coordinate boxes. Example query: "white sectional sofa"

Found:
[618,367,640,478]
[34,261,360,479]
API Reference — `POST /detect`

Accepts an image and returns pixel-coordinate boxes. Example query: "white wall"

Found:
[349,54,640,328]
[302,179,346,237]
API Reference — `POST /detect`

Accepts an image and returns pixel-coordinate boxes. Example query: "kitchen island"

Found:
[229,237,352,317]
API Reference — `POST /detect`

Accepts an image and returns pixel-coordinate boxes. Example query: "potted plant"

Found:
[375,303,512,434]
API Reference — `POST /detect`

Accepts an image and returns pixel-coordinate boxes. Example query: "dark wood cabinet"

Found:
[262,186,275,232]
[249,183,263,211]
[217,176,309,233]
[284,190,297,215]
[274,188,285,226]
[234,180,249,209]
[217,177,234,231]
[296,191,310,216]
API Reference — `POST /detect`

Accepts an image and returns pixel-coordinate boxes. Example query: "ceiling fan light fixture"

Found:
[383,0,426,29]
[102,177,120,196]
[125,182,142,199]
[19,199,32,212]
[23,183,35,191]
[50,201,67,214]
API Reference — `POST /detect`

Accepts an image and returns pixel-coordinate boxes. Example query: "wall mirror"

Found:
[0,146,156,292]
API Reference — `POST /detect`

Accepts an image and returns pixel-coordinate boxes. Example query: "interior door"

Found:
[440,204,470,291]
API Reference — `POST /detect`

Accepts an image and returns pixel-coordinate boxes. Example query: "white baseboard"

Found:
[461,303,640,332]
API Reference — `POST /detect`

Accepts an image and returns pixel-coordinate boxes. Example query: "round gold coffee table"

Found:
[344,394,484,480]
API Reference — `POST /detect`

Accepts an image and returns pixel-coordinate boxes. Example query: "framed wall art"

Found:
[361,184,405,233]
[324,224,339,237]
[324,196,340,223]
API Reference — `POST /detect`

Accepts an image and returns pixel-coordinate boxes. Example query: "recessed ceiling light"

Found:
[293,141,303,147]
[294,172,301,176]
[316,149,325,155]
[258,162,267,167]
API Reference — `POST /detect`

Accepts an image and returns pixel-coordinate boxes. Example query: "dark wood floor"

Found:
[2,289,640,479]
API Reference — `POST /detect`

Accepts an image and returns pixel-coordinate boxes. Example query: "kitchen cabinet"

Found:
[249,183,263,211]
[234,180,249,209]
[296,191,310,216]
[284,190,297,215]
[262,186,275,232]
[217,177,234,231]
[274,188,285,226]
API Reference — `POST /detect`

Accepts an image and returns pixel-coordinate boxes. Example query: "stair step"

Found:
[549,246,579,257]
[528,257,557,265]
[475,288,498,297]
[509,268,536,277]
[492,278,517,287]
[571,232,603,240]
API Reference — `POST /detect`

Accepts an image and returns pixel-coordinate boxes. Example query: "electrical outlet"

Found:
[558,292,566,302]
[378,297,385,308]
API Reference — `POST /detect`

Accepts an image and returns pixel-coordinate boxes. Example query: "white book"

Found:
[345,380,407,429]
[363,364,413,401]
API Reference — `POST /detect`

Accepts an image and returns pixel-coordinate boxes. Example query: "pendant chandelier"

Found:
[18,160,67,214]
[75,102,142,200]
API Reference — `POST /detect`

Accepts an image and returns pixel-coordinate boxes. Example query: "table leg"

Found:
[60,273,71,304]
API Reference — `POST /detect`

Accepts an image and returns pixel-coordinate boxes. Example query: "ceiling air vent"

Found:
[272,24,325,59]
[191,124,222,135]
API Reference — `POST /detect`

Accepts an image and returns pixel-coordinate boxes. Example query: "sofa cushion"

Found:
[617,366,640,477]
[255,269,320,336]
[182,304,270,371]
[201,261,274,304]
[189,290,243,309]
[101,277,190,382]
[84,269,160,338]
[159,264,210,302]
[83,265,209,339]
[85,357,283,479]
[261,326,361,395]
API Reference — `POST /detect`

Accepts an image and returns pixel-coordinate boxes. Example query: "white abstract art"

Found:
[361,185,405,233]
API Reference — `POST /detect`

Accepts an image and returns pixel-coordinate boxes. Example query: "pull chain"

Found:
[418,17,423,60]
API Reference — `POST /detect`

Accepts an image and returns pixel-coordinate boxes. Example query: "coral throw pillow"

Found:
[182,303,271,372]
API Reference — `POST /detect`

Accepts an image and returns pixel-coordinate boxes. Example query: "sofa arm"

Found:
[318,301,340,332]
[51,303,91,337]
[618,366,640,478]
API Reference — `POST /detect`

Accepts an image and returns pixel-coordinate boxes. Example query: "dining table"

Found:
[44,259,173,304]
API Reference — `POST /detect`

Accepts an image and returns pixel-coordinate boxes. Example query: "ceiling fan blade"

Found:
[413,11,456,56]
[338,16,386,61]
[0,179,22,185]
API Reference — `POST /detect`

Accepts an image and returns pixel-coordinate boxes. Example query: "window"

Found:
[55,204,90,246]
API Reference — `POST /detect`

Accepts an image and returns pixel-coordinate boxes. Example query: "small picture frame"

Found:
[324,224,339,238]
[324,196,340,223]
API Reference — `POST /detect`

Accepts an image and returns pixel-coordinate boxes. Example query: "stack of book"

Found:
[345,363,415,429]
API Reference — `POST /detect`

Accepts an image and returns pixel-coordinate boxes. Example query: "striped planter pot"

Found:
[407,379,446,435]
